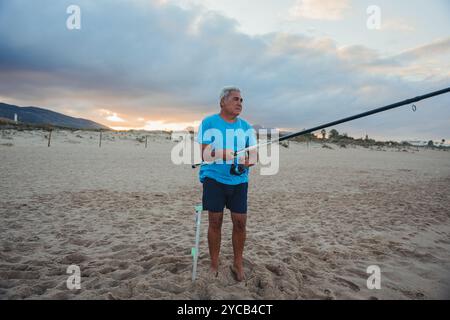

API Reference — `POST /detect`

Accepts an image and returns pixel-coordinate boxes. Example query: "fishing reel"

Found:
[230,163,247,176]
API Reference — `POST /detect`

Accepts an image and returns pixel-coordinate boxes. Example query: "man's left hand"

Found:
[238,156,256,167]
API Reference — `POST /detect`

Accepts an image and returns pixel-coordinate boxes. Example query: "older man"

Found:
[197,86,257,281]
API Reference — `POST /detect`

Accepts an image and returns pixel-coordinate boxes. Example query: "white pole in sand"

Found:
[191,204,203,281]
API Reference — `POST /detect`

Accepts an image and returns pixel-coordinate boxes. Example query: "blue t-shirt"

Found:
[197,114,257,185]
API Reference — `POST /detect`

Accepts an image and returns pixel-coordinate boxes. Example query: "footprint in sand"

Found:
[264,263,285,276]
[334,277,360,292]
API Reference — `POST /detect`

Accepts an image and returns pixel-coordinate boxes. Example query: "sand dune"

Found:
[1,129,450,299]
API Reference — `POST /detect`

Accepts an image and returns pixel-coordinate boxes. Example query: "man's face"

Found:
[221,91,243,116]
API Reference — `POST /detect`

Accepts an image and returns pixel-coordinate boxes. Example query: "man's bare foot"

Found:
[230,265,245,282]
[210,266,219,278]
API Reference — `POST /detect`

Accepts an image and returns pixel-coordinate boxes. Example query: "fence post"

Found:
[48,129,52,147]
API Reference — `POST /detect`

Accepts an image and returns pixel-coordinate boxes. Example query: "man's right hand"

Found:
[213,148,235,161]
[201,145,235,162]
[221,149,235,161]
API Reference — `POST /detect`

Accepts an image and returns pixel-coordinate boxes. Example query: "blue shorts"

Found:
[202,177,248,214]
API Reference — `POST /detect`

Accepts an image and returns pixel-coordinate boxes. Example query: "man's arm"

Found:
[247,148,258,167]
[201,144,235,162]
[238,128,258,167]
[238,148,258,167]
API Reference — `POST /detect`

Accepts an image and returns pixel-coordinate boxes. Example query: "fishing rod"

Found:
[192,86,450,169]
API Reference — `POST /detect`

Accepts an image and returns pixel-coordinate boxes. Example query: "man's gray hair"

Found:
[219,86,241,102]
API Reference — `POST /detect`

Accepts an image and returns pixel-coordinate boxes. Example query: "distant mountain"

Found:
[0,102,109,130]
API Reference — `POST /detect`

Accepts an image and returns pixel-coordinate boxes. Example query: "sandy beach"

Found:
[1,129,450,300]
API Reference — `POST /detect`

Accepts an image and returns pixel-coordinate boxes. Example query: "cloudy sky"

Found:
[0,0,449,141]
